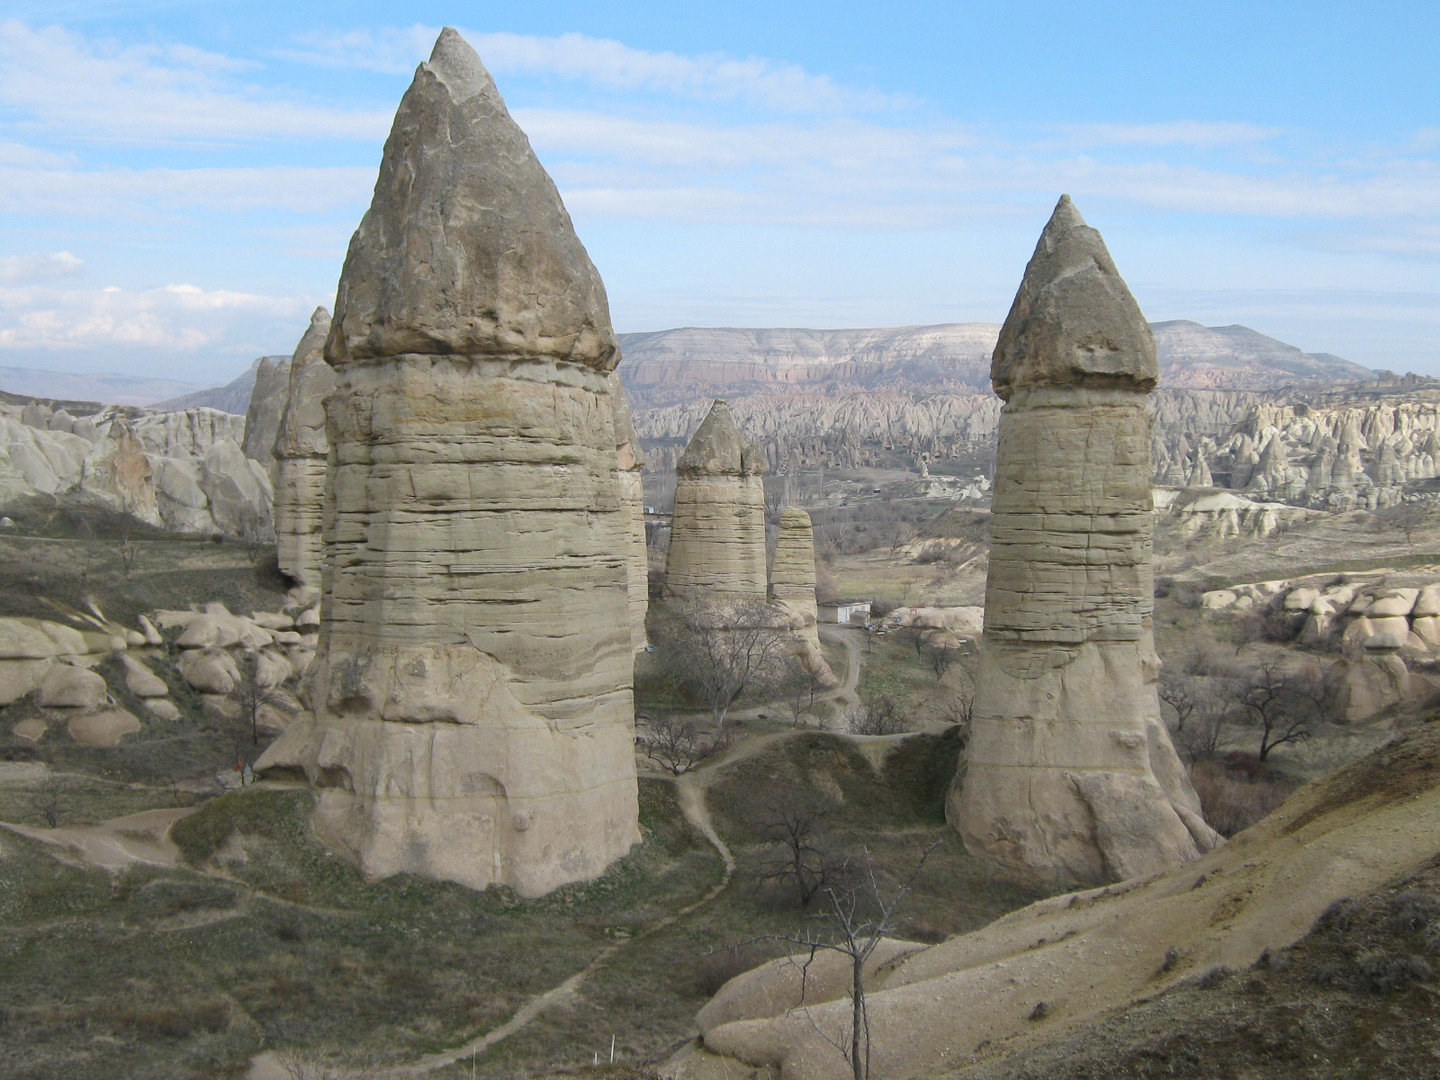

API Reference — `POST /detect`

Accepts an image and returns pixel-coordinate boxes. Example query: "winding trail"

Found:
[365,771,739,1080]
[242,630,873,1080]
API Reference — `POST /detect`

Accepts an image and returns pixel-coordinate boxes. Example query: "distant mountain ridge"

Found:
[617,321,1375,409]
[0,365,206,407]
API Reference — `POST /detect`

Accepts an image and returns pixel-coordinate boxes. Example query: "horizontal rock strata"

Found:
[256,28,638,897]
[952,196,1220,884]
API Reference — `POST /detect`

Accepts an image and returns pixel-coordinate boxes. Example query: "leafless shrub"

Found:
[940,693,973,733]
[29,772,69,827]
[923,643,958,681]
[845,697,906,736]
[653,599,792,725]
[637,715,729,775]
[1188,756,1294,836]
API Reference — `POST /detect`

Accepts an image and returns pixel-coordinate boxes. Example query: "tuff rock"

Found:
[271,307,336,585]
[256,29,639,897]
[951,196,1221,884]
[663,399,768,603]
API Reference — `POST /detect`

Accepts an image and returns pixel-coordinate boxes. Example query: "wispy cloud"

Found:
[0,251,83,284]
[1058,121,1284,149]
[0,20,390,142]
[0,282,309,351]
[279,25,915,113]
[0,164,375,217]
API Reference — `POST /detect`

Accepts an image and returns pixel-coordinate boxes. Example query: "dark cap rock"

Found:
[327,28,616,370]
[677,400,764,477]
[991,195,1156,400]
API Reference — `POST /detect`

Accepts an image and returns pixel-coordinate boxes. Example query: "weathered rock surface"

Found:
[0,398,273,538]
[952,196,1220,884]
[241,355,291,466]
[769,507,833,680]
[272,307,336,586]
[177,649,240,695]
[257,29,639,897]
[36,663,109,709]
[612,373,649,652]
[663,400,768,603]
[68,707,141,747]
[120,655,169,698]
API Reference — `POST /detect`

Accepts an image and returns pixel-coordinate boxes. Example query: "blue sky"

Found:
[0,0,1436,384]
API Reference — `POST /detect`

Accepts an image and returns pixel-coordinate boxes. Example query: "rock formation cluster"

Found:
[0,400,271,538]
[256,29,639,896]
[663,399,768,603]
[1199,574,1440,721]
[952,196,1220,884]
[270,308,336,586]
[1154,392,1440,511]
[0,594,314,750]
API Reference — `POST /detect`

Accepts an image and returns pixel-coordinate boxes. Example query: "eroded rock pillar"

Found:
[951,195,1220,884]
[257,29,639,897]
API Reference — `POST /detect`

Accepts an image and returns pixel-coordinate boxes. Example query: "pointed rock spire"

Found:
[954,195,1219,885]
[991,194,1157,400]
[327,28,615,369]
[678,400,764,477]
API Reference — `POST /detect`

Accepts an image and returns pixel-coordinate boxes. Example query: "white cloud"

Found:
[280,25,914,113]
[0,282,309,351]
[1058,121,1284,149]
[0,251,83,284]
[518,109,975,170]
[0,164,375,217]
[0,20,391,142]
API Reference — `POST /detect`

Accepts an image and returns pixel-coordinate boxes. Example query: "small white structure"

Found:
[819,599,872,625]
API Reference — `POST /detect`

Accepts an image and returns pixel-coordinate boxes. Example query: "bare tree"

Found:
[656,599,793,726]
[230,651,296,746]
[1374,500,1428,551]
[1158,676,1199,734]
[940,692,973,732]
[885,523,914,557]
[1230,659,1329,761]
[781,659,827,727]
[30,771,69,827]
[1172,699,1231,763]
[753,791,839,908]
[846,697,906,736]
[745,844,938,1080]
[637,715,728,775]
[923,643,958,682]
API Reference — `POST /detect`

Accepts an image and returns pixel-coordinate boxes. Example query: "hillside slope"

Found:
[671,726,1440,1080]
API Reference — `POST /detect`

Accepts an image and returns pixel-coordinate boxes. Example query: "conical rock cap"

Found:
[274,307,335,459]
[991,195,1156,399]
[327,28,615,369]
[678,400,764,477]
[292,307,330,365]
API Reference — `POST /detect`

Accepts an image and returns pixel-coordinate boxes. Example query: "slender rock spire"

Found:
[952,196,1220,884]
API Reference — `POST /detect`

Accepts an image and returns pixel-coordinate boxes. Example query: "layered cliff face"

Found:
[256,28,638,897]
[619,321,1369,412]
[271,308,335,587]
[663,399,769,603]
[952,196,1220,884]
